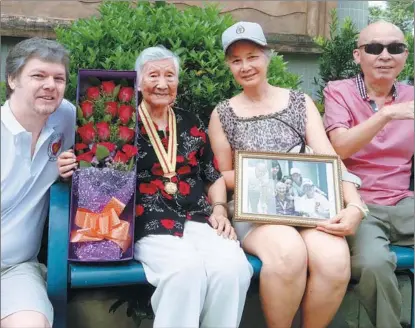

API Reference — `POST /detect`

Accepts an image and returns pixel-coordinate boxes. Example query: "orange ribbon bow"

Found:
[70,197,131,253]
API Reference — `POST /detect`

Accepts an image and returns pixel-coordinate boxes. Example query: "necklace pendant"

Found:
[165,181,178,195]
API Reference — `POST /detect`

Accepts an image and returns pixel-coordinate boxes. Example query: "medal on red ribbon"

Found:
[139,102,178,195]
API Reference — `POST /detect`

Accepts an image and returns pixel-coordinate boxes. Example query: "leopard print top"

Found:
[216,90,307,153]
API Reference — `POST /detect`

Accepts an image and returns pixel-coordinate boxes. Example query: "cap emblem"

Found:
[236,25,245,34]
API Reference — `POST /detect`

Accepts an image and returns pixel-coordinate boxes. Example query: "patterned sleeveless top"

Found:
[216,90,307,153]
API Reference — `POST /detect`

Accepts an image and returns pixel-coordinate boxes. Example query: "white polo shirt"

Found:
[1,99,75,267]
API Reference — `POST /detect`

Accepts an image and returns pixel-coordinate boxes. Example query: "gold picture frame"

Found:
[234,151,344,227]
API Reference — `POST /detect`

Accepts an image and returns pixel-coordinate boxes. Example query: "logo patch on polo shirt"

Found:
[48,132,64,161]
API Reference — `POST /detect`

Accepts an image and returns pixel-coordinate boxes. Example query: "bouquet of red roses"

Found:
[69,70,138,262]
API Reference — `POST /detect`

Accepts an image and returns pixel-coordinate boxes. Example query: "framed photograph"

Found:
[234,151,344,227]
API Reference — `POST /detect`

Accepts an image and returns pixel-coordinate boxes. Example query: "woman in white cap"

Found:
[294,178,331,219]
[209,21,368,328]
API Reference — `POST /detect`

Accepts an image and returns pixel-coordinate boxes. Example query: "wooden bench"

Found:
[47,182,414,328]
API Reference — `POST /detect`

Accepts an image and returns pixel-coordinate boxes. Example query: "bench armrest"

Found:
[47,182,70,301]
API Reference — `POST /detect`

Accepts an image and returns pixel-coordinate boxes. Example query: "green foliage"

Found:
[267,54,302,90]
[55,1,300,123]
[313,10,360,103]
[399,32,414,83]
[369,0,414,84]
[369,0,414,34]
[0,81,6,105]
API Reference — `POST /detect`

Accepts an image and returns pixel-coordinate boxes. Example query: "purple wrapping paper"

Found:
[69,69,138,262]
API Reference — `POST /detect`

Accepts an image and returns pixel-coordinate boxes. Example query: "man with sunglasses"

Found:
[323,21,414,328]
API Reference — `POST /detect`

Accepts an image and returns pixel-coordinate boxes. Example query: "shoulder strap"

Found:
[273,116,306,153]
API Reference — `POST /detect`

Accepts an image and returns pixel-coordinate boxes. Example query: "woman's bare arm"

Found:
[208,108,235,191]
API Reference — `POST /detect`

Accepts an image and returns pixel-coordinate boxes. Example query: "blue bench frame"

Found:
[47,182,414,328]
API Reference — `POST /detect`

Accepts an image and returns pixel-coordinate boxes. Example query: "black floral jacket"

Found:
[134,108,221,240]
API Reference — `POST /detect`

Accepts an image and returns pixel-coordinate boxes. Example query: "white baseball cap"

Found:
[222,21,268,53]
[302,178,314,186]
[290,168,302,175]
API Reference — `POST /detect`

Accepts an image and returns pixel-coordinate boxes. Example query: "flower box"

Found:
[69,69,138,262]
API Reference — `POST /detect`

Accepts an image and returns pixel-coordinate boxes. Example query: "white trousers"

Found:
[134,221,253,328]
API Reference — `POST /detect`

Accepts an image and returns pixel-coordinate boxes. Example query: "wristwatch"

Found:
[342,170,362,189]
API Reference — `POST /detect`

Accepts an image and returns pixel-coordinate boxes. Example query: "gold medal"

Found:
[139,102,179,196]
[165,181,178,195]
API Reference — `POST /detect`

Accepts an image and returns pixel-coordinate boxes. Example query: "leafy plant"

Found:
[400,32,414,83]
[369,0,414,34]
[0,81,6,105]
[313,9,360,104]
[55,1,300,124]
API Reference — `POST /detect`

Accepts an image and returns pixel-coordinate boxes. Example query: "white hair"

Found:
[134,46,180,83]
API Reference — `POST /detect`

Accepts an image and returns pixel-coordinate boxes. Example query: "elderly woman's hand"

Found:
[209,206,237,240]
[315,205,363,236]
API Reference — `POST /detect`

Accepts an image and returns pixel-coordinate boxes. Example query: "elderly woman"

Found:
[274,181,296,216]
[209,22,368,328]
[132,46,252,328]
[59,46,252,328]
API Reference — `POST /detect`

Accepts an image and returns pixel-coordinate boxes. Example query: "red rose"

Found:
[91,142,116,154]
[75,143,88,151]
[96,122,110,141]
[118,87,134,102]
[151,163,163,176]
[118,104,134,125]
[178,181,190,196]
[178,166,191,175]
[100,141,116,152]
[101,81,116,95]
[86,86,100,100]
[190,126,200,137]
[198,130,206,142]
[77,151,94,163]
[177,155,184,163]
[122,144,138,159]
[188,151,198,166]
[114,151,128,163]
[80,100,94,119]
[105,101,118,118]
[77,123,96,144]
[118,126,135,143]
[160,219,175,230]
[139,183,158,195]
[135,204,144,216]
[150,180,165,190]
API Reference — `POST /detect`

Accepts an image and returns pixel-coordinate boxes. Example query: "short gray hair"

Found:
[5,37,70,98]
[135,46,180,83]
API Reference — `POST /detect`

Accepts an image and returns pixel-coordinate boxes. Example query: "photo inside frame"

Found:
[240,156,339,221]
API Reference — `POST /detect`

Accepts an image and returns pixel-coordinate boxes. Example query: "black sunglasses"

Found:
[359,42,407,55]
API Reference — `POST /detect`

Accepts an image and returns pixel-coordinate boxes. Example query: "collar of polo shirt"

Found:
[2,100,59,136]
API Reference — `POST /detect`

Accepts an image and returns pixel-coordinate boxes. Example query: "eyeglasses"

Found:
[359,42,407,55]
